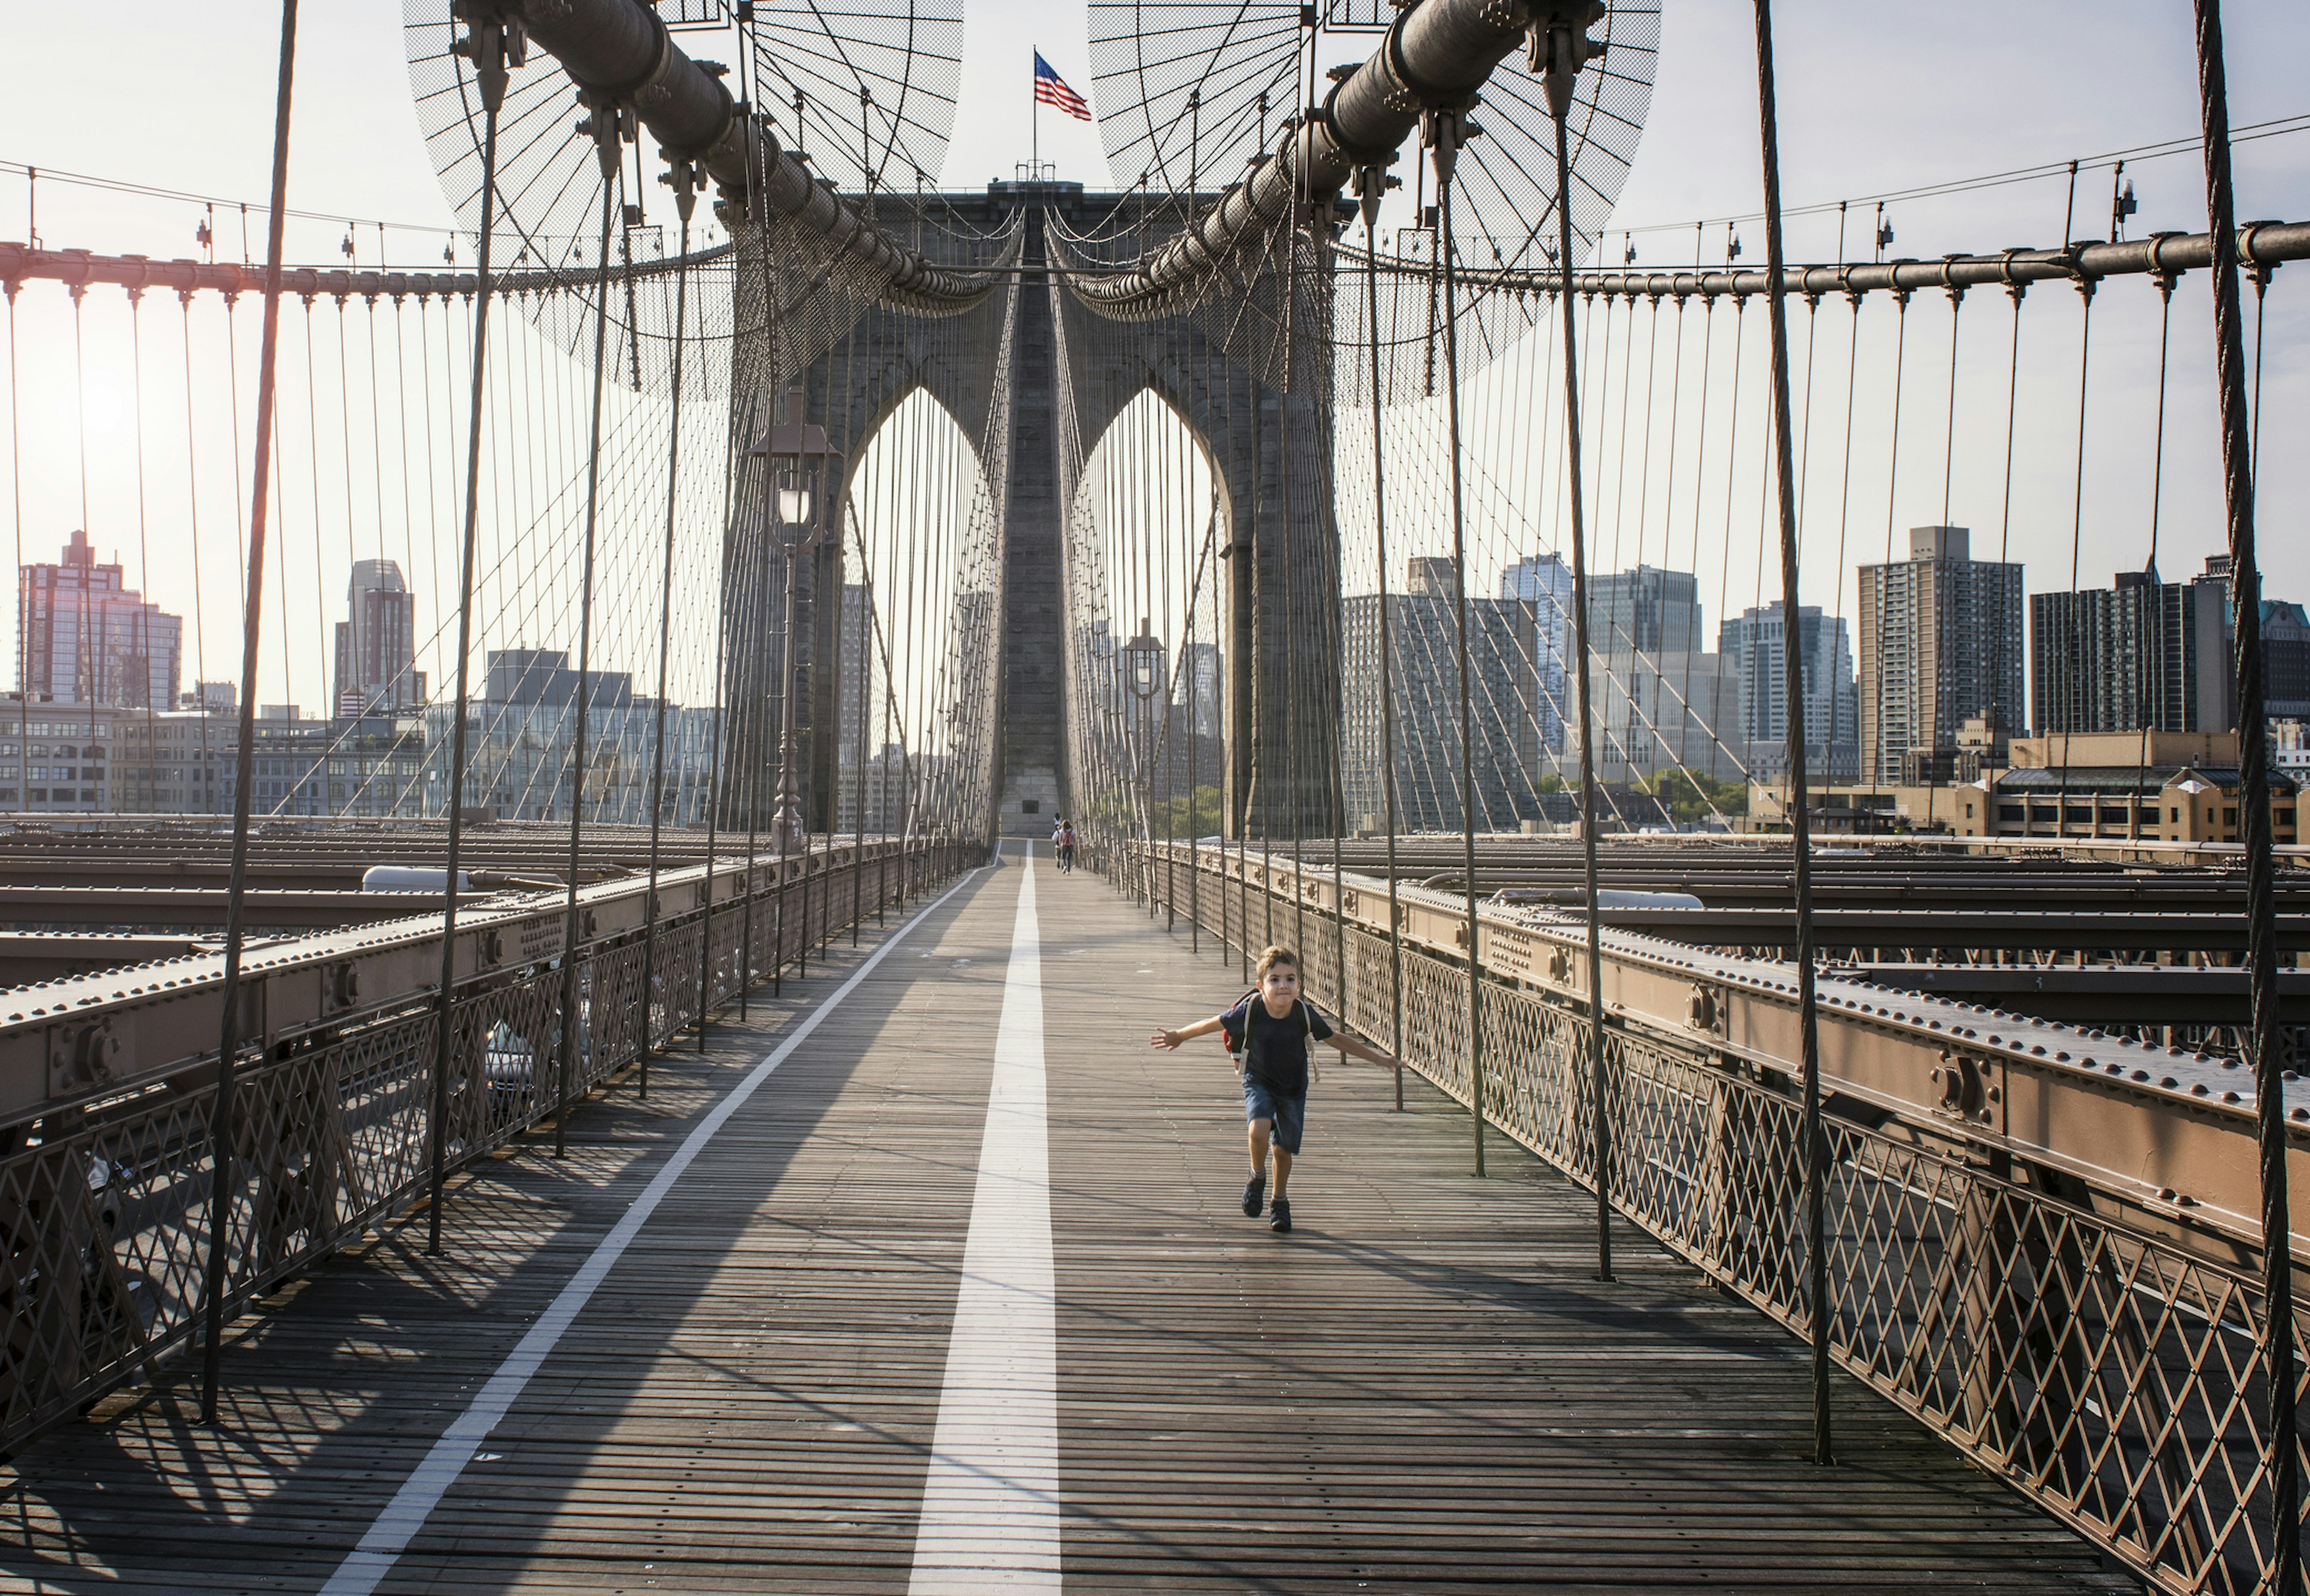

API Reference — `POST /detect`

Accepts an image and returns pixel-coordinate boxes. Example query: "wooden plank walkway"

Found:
[0,846,2133,1593]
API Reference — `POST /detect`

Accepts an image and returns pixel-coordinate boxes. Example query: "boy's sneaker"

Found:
[1269,1197,1292,1234]
[1241,1174,1265,1217]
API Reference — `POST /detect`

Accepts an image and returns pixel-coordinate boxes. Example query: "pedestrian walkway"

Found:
[0,845,2128,1592]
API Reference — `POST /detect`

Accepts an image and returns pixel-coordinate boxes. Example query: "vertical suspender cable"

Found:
[129,288,156,811]
[737,123,781,1018]
[1281,64,1306,964]
[2132,265,2176,840]
[69,291,96,806]
[1245,168,1274,949]
[555,114,624,1160]
[1166,380,1180,934]
[1360,174,1406,1110]
[1540,23,1608,1271]
[1429,112,1483,1178]
[5,281,23,806]
[200,0,300,1423]
[2052,279,2093,826]
[1185,104,1204,947]
[424,20,511,1257]
[2189,5,2297,1589]
[638,189,697,1098]
[1233,350,1248,977]
[1991,275,2025,763]
[738,456,774,1011]
[1751,0,1834,1468]
[697,347,743,1050]
[852,483,869,946]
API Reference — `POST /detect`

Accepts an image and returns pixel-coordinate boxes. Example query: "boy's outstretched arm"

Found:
[1148,1014,1229,1051]
[1327,1031,1401,1071]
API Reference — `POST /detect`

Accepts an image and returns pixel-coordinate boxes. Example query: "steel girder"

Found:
[1156,841,2310,1268]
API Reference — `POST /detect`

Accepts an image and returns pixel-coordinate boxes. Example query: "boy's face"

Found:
[1260,964,1301,1009]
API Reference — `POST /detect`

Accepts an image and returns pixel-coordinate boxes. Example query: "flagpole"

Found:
[1032,49,1040,180]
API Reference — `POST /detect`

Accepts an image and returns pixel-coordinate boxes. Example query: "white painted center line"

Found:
[316,867,984,1596]
[910,843,1060,1593]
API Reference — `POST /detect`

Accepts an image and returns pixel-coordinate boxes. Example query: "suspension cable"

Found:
[1751,0,1834,1469]
[637,191,698,1098]
[1545,66,1611,1278]
[422,25,510,1259]
[2188,5,2296,1586]
[1431,109,1486,1180]
[201,0,301,1427]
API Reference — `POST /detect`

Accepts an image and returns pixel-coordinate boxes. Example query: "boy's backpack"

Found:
[1225,992,1319,1083]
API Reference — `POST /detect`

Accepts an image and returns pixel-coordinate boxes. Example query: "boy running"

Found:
[1148,946,1398,1233]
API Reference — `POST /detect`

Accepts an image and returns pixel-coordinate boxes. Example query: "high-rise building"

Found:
[18,529,182,709]
[483,649,634,710]
[2030,559,2233,736]
[1719,602,1860,777]
[1858,526,2024,783]
[1500,552,1573,756]
[454,653,651,823]
[2261,594,2310,721]
[1180,641,1223,742]
[332,559,425,715]
[1591,565,1705,657]
[838,583,872,763]
[0,700,120,811]
[1577,647,1750,785]
[1341,560,1536,832]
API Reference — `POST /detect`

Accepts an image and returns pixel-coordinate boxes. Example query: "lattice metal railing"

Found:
[1145,840,2309,1595]
[0,837,972,1462]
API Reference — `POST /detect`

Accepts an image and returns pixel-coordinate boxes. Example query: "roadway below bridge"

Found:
[0,844,2127,1592]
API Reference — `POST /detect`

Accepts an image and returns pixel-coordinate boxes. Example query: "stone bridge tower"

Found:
[722,183,1340,845]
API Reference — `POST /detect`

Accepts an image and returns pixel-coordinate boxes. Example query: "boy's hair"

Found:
[1255,946,1301,980]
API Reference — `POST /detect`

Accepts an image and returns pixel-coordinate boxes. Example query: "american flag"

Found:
[1033,53,1092,122]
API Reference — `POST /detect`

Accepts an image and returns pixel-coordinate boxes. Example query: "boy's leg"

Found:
[1247,1117,1272,1174]
[1270,1095,1304,1197]
[1243,1115,1272,1216]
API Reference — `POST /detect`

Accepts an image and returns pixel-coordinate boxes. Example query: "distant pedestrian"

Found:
[1056,820,1077,873]
[1147,946,1397,1233]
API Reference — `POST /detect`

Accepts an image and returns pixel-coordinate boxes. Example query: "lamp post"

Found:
[1121,618,1165,908]
[749,421,837,860]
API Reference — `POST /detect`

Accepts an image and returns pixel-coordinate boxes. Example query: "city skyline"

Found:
[0,467,2303,836]
[4,5,2305,732]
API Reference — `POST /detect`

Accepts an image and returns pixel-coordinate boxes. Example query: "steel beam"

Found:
[0,238,728,305]
[1341,218,2310,302]
[1840,963,2310,1026]
[0,838,906,1133]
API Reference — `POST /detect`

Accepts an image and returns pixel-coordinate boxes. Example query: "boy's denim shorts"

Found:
[1242,1077,1307,1154]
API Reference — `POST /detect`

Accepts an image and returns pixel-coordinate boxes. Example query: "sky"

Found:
[2,1,2306,718]
[14,4,2309,260]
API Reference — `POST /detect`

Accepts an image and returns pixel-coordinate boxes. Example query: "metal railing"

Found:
[1131,839,2308,1595]
[0,834,976,1461]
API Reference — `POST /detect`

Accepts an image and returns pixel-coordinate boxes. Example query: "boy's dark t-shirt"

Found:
[1220,996,1334,1097]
